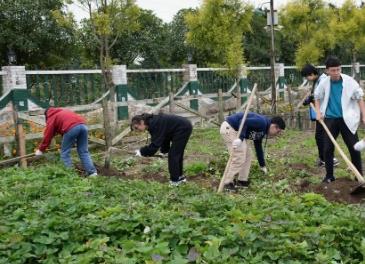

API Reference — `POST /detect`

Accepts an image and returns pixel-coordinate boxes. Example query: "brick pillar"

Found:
[112,65,128,120]
[183,64,199,111]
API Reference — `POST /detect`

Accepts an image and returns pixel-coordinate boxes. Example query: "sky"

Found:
[70,0,364,23]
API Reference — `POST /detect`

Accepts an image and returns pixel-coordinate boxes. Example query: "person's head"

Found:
[301,64,319,82]
[268,116,285,137]
[325,56,341,81]
[130,113,153,132]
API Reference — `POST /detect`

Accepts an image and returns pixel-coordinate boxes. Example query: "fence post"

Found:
[183,64,199,111]
[238,65,249,108]
[354,62,360,82]
[218,89,224,123]
[275,63,285,100]
[169,91,174,113]
[1,66,28,158]
[112,65,128,120]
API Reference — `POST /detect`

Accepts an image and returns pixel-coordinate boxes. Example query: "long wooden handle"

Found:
[218,85,258,193]
[310,103,365,183]
[0,153,36,166]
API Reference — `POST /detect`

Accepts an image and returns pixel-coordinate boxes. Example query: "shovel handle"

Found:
[310,103,365,183]
[0,153,36,166]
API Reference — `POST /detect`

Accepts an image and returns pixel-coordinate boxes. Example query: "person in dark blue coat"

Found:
[220,112,285,192]
[131,113,192,186]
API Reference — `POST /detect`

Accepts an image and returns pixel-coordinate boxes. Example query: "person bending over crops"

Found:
[131,113,192,186]
[220,112,285,192]
[35,107,97,177]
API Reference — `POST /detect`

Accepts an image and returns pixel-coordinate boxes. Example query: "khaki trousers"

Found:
[220,121,252,184]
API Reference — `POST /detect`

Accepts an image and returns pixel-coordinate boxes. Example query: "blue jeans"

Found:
[61,124,96,175]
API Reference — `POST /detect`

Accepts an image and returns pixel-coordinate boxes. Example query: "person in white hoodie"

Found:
[314,56,365,183]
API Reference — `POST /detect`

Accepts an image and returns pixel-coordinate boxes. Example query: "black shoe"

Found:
[322,176,335,183]
[224,182,237,192]
[234,179,250,188]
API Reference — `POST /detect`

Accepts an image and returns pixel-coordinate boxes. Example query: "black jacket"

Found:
[140,114,192,156]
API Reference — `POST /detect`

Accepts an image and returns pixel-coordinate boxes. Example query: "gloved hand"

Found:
[35,149,43,156]
[260,166,268,174]
[135,149,142,157]
[232,139,242,149]
[354,140,365,151]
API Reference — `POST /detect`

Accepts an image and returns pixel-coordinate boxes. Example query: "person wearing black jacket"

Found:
[131,113,193,186]
[301,64,338,167]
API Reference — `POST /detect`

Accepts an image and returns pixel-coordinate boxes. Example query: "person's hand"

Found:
[354,140,365,151]
[316,112,323,121]
[135,149,142,157]
[260,166,268,174]
[35,149,43,156]
[232,139,242,149]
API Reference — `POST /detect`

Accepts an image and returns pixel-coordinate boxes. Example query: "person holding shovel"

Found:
[220,112,285,192]
[300,64,339,167]
[314,56,365,183]
[35,107,97,176]
[131,113,193,186]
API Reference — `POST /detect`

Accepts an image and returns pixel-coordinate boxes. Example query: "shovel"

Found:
[217,85,257,193]
[0,148,58,167]
[310,103,365,195]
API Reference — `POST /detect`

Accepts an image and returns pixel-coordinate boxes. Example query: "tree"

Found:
[280,0,335,67]
[74,0,140,167]
[0,0,78,68]
[328,0,365,68]
[185,0,252,70]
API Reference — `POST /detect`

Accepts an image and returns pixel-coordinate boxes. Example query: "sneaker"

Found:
[224,182,237,192]
[354,140,365,151]
[322,176,335,183]
[316,159,325,167]
[234,179,250,188]
[88,172,98,177]
[169,176,187,186]
[333,158,339,167]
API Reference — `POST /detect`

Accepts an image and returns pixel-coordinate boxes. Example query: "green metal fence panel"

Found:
[284,67,303,87]
[127,70,184,100]
[197,69,236,93]
[247,67,271,91]
[360,65,365,80]
[26,71,104,107]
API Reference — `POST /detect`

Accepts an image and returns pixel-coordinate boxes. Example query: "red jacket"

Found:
[38,108,85,152]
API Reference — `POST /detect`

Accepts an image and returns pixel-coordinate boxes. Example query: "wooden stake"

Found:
[13,109,27,168]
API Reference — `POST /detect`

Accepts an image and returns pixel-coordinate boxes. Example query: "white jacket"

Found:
[314,73,363,134]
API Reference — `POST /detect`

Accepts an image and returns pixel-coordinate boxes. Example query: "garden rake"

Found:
[218,85,257,193]
[310,103,365,195]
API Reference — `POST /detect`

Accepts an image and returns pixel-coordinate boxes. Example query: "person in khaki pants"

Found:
[220,112,285,192]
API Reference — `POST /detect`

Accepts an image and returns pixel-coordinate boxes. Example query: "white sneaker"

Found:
[169,176,187,186]
[89,172,98,177]
[354,140,365,151]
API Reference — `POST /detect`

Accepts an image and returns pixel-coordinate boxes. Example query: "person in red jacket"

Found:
[35,107,97,176]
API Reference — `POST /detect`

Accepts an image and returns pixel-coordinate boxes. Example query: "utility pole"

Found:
[269,0,276,114]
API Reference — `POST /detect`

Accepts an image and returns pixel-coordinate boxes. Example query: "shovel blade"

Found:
[350,183,365,195]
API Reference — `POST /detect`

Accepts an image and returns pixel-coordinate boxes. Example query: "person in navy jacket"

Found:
[35,107,97,176]
[131,113,192,186]
[220,112,285,192]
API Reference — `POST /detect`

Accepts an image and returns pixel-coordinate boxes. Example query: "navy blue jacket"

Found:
[226,112,271,167]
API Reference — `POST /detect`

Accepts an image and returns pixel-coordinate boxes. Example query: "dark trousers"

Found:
[315,121,325,161]
[323,118,362,178]
[161,124,192,181]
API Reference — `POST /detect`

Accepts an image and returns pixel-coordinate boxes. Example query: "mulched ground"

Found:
[298,178,365,204]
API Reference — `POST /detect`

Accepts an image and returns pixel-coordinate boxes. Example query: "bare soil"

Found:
[298,178,365,204]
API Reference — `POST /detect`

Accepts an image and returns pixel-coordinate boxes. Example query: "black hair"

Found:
[130,113,153,130]
[300,64,319,77]
[325,56,341,68]
[271,116,286,130]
